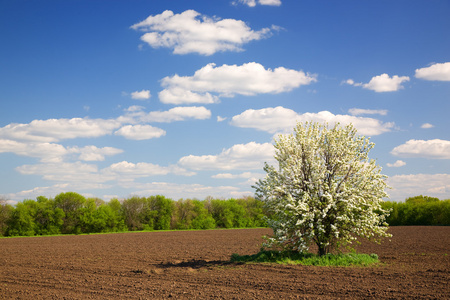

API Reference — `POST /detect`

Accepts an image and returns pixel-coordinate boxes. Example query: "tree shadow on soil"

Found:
[157,259,241,270]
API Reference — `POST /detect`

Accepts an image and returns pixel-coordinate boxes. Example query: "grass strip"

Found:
[231,250,379,267]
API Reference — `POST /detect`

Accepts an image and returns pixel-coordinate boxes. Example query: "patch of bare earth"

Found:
[0,227,448,299]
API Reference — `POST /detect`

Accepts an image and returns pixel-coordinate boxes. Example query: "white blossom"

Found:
[254,122,391,255]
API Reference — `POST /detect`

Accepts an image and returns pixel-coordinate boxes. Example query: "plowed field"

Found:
[0,226,449,299]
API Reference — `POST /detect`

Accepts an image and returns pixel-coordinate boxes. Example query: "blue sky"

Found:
[1,0,449,203]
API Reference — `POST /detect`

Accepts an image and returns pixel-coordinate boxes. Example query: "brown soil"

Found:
[0,226,448,299]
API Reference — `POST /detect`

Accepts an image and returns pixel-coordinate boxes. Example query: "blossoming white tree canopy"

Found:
[254,122,391,256]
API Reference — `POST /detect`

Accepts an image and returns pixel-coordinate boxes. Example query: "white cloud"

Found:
[343,79,362,86]
[178,142,275,171]
[6,183,71,202]
[118,106,211,123]
[212,171,261,179]
[16,162,105,183]
[346,74,410,92]
[1,106,210,146]
[131,10,275,55]
[0,139,122,162]
[217,116,227,122]
[386,160,406,168]
[125,105,145,112]
[114,125,166,140]
[144,106,211,123]
[0,118,121,143]
[415,62,450,81]
[6,183,123,202]
[69,146,124,162]
[0,139,69,163]
[387,174,450,201]
[230,106,298,134]
[259,0,282,5]
[158,87,219,105]
[364,74,410,92]
[131,89,151,100]
[122,181,243,200]
[14,159,195,195]
[106,161,195,178]
[233,0,281,6]
[230,106,395,136]
[348,108,388,116]
[421,123,434,129]
[391,139,450,159]
[159,62,316,104]
[212,171,264,187]
[106,161,171,177]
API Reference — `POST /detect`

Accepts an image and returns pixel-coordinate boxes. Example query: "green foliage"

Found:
[1,193,448,238]
[6,201,37,236]
[231,250,379,266]
[0,199,13,236]
[34,196,64,235]
[121,196,154,231]
[210,199,248,228]
[174,199,216,230]
[149,195,174,230]
[54,192,86,234]
[382,196,450,226]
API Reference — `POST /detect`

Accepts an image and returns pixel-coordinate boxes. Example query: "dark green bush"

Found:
[382,196,450,226]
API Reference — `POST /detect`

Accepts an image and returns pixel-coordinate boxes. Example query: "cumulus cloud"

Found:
[0,118,121,143]
[343,79,362,86]
[0,139,69,163]
[106,161,195,178]
[386,160,406,168]
[259,0,282,5]
[118,106,211,124]
[105,161,194,180]
[0,139,122,162]
[364,74,410,92]
[16,162,103,183]
[391,139,450,159]
[6,183,71,203]
[387,174,450,201]
[106,161,172,177]
[212,171,261,179]
[131,10,275,55]
[158,87,219,105]
[69,146,123,162]
[121,181,243,201]
[159,62,317,104]
[345,74,410,92]
[421,123,434,129]
[15,159,195,194]
[348,108,388,116]
[114,125,166,140]
[230,106,395,136]
[415,62,450,81]
[131,89,151,100]
[0,106,210,147]
[233,0,281,6]
[178,142,275,171]
[144,106,211,123]
[212,171,264,186]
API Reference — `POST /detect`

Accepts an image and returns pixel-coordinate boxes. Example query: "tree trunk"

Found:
[318,244,328,256]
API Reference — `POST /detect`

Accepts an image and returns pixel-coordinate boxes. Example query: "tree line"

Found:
[1,192,449,237]
[0,192,267,237]
[381,195,450,226]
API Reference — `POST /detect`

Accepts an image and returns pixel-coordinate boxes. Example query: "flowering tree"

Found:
[254,122,391,256]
